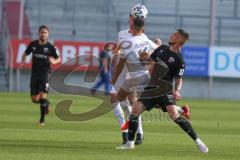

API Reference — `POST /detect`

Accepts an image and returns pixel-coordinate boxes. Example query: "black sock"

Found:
[128,114,139,141]
[39,99,47,123]
[40,106,45,122]
[175,116,198,140]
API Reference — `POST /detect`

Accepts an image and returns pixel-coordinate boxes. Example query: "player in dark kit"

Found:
[21,25,60,126]
[117,29,209,153]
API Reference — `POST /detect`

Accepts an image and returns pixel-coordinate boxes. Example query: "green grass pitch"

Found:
[0,92,240,160]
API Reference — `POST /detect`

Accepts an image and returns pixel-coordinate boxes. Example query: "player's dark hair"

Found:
[38,25,49,32]
[177,29,189,41]
[104,43,112,51]
[133,17,145,31]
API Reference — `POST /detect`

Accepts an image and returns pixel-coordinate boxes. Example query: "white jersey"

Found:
[121,34,153,79]
[118,30,157,54]
[111,29,157,93]
[117,30,132,79]
[118,29,157,77]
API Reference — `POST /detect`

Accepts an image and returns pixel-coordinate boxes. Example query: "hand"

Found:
[173,90,181,101]
[139,51,150,63]
[154,38,162,46]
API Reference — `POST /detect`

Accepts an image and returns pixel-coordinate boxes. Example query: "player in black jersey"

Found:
[117,29,209,153]
[21,25,60,126]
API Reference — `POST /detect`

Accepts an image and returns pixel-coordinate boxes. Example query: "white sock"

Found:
[137,115,143,134]
[120,100,132,119]
[195,138,202,144]
[177,106,184,114]
[127,140,135,146]
[113,102,125,127]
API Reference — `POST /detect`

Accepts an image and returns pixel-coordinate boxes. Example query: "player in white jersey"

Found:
[111,13,157,145]
[112,16,151,103]
[113,30,159,98]
[110,4,161,145]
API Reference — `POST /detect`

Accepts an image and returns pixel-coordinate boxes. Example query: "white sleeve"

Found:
[142,33,157,54]
[148,39,158,54]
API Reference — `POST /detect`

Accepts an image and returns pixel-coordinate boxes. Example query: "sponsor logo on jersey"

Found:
[33,54,48,59]
[44,47,49,53]
[179,69,185,76]
[45,83,49,91]
[168,57,175,63]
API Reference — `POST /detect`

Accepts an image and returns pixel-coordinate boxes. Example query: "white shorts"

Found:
[111,75,125,93]
[111,66,128,94]
[121,73,150,93]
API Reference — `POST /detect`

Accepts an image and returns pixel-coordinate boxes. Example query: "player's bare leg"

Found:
[31,94,40,103]
[166,105,208,153]
[117,88,129,102]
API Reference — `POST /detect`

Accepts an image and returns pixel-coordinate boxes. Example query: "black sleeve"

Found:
[150,45,162,62]
[49,44,59,59]
[25,41,34,55]
[175,57,185,79]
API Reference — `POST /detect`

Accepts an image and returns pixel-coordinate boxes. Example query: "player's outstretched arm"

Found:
[154,38,162,46]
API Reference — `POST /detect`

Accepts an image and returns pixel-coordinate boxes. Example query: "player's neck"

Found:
[132,31,142,36]
[169,45,181,53]
[132,28,143,36]
[129,24,134,33]
[129,28,133,33]
[38,39,47,45]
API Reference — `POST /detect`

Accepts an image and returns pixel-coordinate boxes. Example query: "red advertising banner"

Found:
[9,39,105,71]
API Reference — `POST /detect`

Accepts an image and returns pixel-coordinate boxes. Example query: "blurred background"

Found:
[0,0,239,99]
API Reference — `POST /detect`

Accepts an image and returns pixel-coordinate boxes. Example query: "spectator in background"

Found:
[91,43,113,95]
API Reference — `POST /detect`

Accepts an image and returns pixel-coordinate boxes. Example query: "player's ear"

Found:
[179,38,186,46]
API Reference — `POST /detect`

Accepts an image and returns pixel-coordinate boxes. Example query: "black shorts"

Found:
[30,73,49,96]
[138,93,176,112]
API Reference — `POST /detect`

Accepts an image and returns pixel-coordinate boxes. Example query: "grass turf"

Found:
[0,92,240,160]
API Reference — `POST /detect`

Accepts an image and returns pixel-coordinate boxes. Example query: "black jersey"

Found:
[150,45,185,83]
[25,40,59,76]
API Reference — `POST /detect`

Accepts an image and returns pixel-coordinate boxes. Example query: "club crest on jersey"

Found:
[32,47,36,51]
[44,47,49,53]
[168,57,175,63]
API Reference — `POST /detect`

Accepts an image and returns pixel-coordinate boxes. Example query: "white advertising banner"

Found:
[209,47,240,78]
